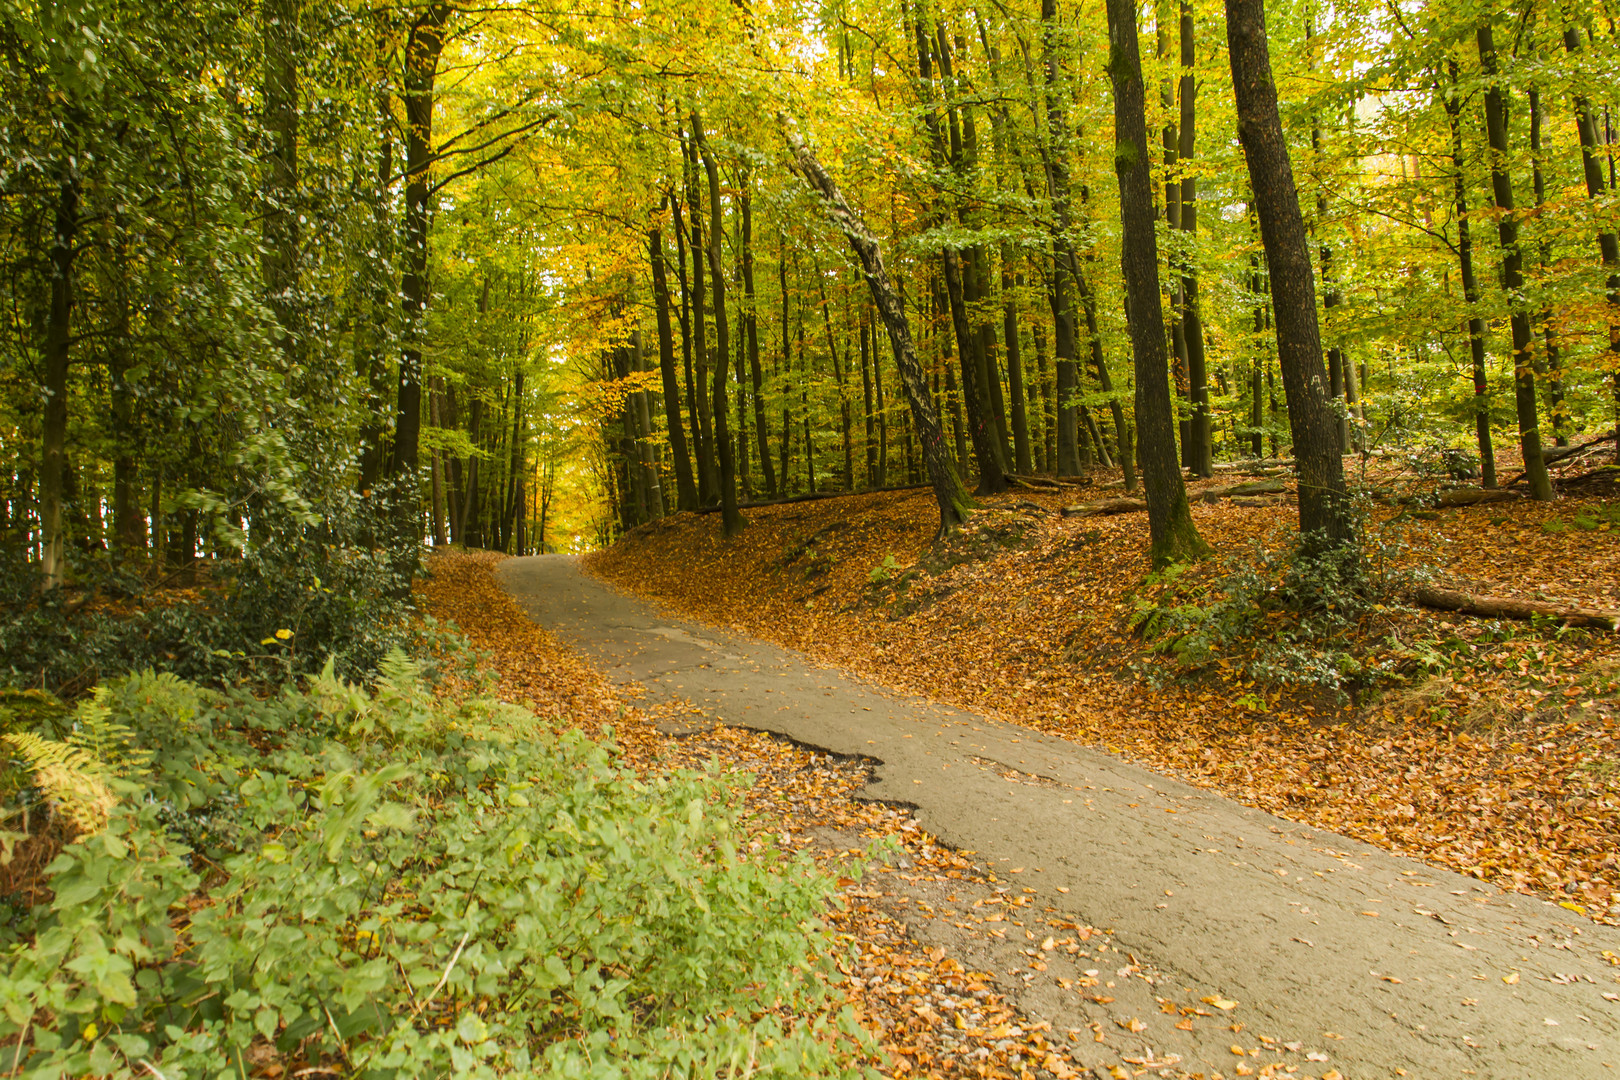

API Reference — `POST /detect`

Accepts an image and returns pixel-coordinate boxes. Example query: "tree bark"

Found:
[1563,25,1620,463]
[740,179,776,497]
[1104,0,1207,568]
[693,113,744,535]
[650,223,699,510]
[41,179,77,588]
[1444,61,1497,488]
[783,119,972,537]
[391,2,450,489]
[1477,24,1553,502]
[1179,0,1212,476]
[1226,0,1354,553]
[1002,250,1032,474]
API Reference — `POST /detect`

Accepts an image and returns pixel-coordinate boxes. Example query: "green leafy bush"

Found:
[1130,512,1424,699]
[1,662,867,1079]
[0,490,432,694]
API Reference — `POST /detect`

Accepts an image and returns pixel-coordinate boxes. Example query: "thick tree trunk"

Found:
[1104,0,1207,568]
[1226,0,1354,553]
[693,114,744,535]
[41,179,77,588]
[1444,63,1497,488]
[650,224,699,510]
[783,120,971,536]
[630,330,664,520]
[391,3,450,490]
[1478,24,1552,502]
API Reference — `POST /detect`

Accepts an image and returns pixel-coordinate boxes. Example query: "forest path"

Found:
[499,554,1620,1079]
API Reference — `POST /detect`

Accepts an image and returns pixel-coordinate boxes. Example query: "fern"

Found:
[67,688,152,780]
[2,731,118,837]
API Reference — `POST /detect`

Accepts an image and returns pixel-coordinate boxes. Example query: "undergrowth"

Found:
[0,659,869,1079]
[1128,512,1429,700]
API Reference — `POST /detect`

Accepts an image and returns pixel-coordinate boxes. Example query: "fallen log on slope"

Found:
[1060,497,1147,519]
[1434,487,1522,507]
[1412,586,1619,630]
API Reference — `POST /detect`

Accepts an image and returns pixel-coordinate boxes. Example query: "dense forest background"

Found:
[6,0,1620,597]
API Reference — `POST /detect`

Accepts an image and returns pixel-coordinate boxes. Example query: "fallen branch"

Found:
[1060,497,1147,519]
[1412,585,1619,630]
[1503,429,1618,487]
[1434,487,1521,508]
[1195,479,1288,503]
[1005,473,1086,490]
[689,483,935,515]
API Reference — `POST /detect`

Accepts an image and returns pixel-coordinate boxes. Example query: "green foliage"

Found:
[867,553,901,584]
[1542,502,1620,534]
[0,491,427,694]
[1131,514,1424,698]
[1,663,868,1078]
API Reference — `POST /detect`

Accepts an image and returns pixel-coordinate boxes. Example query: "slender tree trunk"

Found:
[1563,25,1620,461]
[1002,251,1032,474]
[1227,0,1355,550]
[262,0,300,357]
[1444,64,1497,488]
[631,329,664,519]
[817,269,855,489]
[779,235,793,489]
[650,223,699,510]
[1104,0,1206,567]
[740,180,776,496]
[1527,88,1566,447]
[693,113,744,535]
[1179,0,1212,475]
[672,190,710,504]
[41,179,77,588]
[1477,24,1552,501]
[683,132,718,503]
[429,387,447,545]
[861,309,878,485]
[1040,0,1082,476]
[783,120,972,534]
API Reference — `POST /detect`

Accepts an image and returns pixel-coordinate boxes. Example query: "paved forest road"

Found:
[498,554,1620,1079]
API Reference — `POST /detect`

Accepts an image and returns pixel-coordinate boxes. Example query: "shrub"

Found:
[0,662,868,1079]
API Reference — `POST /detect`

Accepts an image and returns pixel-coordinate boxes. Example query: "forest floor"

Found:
[583,464,1620,926]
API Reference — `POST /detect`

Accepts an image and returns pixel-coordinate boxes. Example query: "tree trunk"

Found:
[262,0,300,356]
[1040,0,1082,476]
[1528,88,1566,447]
[672,190,711,505]
[1178,0,1212,476]
[693,113,744,535]
[1444,62,1497,488]
[783,120,972,537]
[650,223,699,510]
[391,2,450,490]
[41,179,77,588]
[631,329,664,520]
[861,309,878,485]
[1002,251,1032,474]
[740,180,776,496]
[1563,25,1620,463]
[1226,0,1355,552]
[1477,24,1552,502]
[682,131,718,504]
[1103,0,1207,567]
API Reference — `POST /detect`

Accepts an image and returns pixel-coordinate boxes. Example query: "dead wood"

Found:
[1060,497,1148,519]
[1412,585,1618,630]
[1434,487,1522,507]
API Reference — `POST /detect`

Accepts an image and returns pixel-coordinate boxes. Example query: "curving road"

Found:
[498,553,1620,1079]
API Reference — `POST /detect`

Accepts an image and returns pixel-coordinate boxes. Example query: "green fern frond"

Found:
[2,731,118,836]
[68,689,152,780]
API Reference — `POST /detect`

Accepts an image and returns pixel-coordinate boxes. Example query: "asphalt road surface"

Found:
[498,553,1620,1079]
